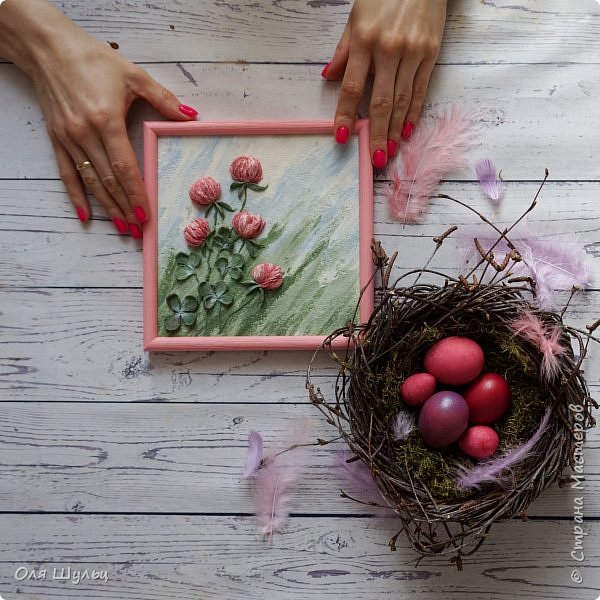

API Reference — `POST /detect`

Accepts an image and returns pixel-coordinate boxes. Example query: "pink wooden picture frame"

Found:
[143,120,374,351]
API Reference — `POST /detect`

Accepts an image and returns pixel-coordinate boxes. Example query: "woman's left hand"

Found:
[323,0,447,168]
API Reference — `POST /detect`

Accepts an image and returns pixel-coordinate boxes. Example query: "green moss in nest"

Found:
[395,433,466,501]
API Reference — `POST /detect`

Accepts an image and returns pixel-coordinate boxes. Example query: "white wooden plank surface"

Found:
[0,0,599,598]
[0,0,592,64]
[0,516,597,600]
[1,61,599,179]
[0,401,597,517]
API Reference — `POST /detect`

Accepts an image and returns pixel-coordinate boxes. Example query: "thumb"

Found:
[135,71,199,120]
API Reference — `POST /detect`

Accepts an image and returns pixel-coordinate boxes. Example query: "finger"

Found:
[333,47,370,145]
[323,22,351,80]
[81,137,135,224]
[102,127,149,226]
[65,147,130,236]
[53,141,91,223]
[387,56,420,156]
[134,69,199,121]
[403,57,437,137]
[368,56,400,168]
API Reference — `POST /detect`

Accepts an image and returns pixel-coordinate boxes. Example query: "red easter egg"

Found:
[459,425,500,459]
[401,372,437,407]
[464,373,511,424]
[424,336,485,386]
[418,391,469,448]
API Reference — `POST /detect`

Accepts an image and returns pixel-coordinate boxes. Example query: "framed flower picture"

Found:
[143,120,374,351]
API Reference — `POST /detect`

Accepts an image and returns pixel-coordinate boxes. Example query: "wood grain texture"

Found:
[0,0,592,64]
[0,61,599,179]
[0,401,597,517]
[0,0,599,597]
[0,515,598,599]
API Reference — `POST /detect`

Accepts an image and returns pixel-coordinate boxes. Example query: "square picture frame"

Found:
[143,120,374,351]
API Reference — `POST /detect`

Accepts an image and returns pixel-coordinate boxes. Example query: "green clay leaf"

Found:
[214,281,228,295]
[198,282,213,298]
[181,311,197,327]
[166,293,182,312]
[230,253,245,268]
[219,292,234,306]
[189,253,202,268]
[219,202,234,212]
[181,295,199,312]
[175,266,195,281]
[229,268,243,281]
[247,244,258,258]
[175,252,190,265]
[165,314,181,332]
[215,257,229,277]
[230,181,244,191]
[247,183,268,192]
[204,296,217,310]
[217,226,230,235]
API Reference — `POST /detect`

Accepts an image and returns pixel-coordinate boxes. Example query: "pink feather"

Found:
[456,409,551,490]
[253,418,312,541]
[385,105,480,223]
[509,311,568,381]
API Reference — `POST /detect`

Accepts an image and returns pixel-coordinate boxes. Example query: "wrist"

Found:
[0,0,80,77]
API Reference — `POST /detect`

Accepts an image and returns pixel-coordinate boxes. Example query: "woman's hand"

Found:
[323,0,447,168]
[0,0,198,237]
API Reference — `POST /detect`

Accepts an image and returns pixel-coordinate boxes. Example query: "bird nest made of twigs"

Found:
[306,183,598,568]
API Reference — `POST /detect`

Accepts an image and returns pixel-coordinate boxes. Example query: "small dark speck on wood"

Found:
[169,24,175,30]
[107,41,119,49]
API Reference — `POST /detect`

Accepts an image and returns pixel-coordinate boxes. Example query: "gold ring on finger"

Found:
[76,160,93,172]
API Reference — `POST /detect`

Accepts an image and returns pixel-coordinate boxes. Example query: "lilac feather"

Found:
[242,430,263,479]
[333,450,390,515]
[475,158,503,202]
[253,418,312,540]
[385,104,480,223]
[458,229,590,309]
[456,409,552,490]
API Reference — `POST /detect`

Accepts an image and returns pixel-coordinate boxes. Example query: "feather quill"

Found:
[456,409,551,490]
[242,430,263,479]
[509,311,568,381]
[253,418,313,541]
[385,104,480,223]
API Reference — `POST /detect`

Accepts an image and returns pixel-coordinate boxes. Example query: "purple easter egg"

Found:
[418,391,469,448]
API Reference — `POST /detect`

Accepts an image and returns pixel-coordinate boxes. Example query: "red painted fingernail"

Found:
[134,206,147,223]
[178,104,198,118]
[113,217,129,234]
[321,62,331,78]
[387,139,397,160]
[372,149,387,169]
[130,223,143,239]
[401,121,414,139]
[335,126,350,144]
[76,207,88,222]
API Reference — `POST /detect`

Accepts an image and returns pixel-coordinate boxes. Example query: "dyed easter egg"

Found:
[401,372,437,407]
[464,373,511,424]
[418,391,469,448]
[459,425,500,459]
[424,336,485,386]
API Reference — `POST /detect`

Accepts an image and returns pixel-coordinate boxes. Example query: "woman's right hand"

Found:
[0,0,198,238]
